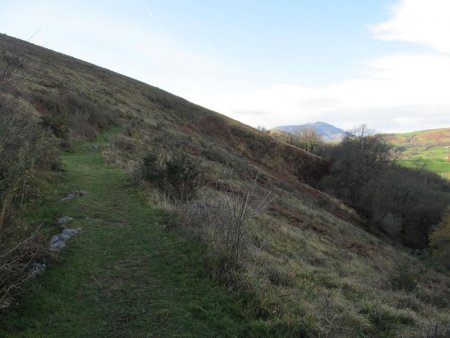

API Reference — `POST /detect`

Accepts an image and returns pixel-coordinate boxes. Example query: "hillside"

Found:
[1,34,450,337]
[384,128,450,179]
[273,122,345,142]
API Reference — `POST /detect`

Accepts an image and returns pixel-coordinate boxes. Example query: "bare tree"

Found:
[256,126,270,134]
[295,128,324,154]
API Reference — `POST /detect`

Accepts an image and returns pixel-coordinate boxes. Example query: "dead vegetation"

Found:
[31,90,117,147]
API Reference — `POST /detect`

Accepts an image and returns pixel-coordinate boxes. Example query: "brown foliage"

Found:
[31,91,115,145]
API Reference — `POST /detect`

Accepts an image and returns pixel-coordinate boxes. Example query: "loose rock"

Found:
[29,262,47,278]
[88,144,99,151]
[56,216,74,226]
[49,234,66,251]
[62,191,87,201]
[61,227,80,239]
[49,228,81,251]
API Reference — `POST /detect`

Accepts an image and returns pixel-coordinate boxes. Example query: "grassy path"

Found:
[0,138,260,337]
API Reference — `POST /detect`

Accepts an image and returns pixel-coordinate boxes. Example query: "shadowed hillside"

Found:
[2,34,450,337]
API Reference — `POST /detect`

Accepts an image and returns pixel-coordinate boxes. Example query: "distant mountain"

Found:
[273,122,345,142]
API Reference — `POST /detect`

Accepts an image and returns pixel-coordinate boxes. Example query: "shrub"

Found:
[168,186,275,286]
[142,151,204,202]
[169,179,276,263]
[165,153,204,202]
[142,152,165,183]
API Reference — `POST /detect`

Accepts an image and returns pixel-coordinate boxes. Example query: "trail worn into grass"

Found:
[0,139,261,337]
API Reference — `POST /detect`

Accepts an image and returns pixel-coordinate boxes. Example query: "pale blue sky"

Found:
[1,0,450,132]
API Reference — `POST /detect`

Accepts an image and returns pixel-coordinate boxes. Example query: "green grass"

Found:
[385,128,450,178]
[0,137,274,337]
[397,145,450,178]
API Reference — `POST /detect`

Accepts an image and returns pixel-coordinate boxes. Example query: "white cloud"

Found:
[195,52,450,132]
[371,0,450,53]
[194,0,450,132]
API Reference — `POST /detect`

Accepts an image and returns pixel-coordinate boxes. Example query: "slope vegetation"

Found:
[1,34,450,336]
[0,137,268,337]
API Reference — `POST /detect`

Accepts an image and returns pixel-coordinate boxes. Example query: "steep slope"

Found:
[0,34,325,185]
[384,128,450,178]
[2,34,450,336]
[273,121,345,142]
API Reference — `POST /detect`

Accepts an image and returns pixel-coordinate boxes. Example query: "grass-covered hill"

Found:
[384,128,450,179]
[2,34,450,337]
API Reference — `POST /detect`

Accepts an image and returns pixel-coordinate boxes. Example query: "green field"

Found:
[398,146,450,179]
[385,128,450,179]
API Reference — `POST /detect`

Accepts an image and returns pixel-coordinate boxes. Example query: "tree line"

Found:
[275,125,450,250]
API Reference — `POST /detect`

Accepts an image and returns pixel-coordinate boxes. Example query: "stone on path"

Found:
[88,144,99,151]
[62,191,87,201]
[29,262,47,278]
[49,228,81,252]
[56,216,74,226]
